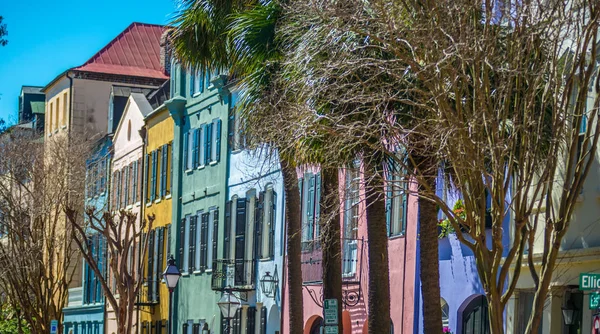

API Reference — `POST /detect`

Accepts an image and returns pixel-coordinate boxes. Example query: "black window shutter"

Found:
[189,215,197,273]
[212,209,219,266]
[246,306,256,334]
[256,192,264,259]
[261,306,267,334]
[235,198,246,286]
[183,130,188,171]
[224,201,231,260]
[147,229,155,300]
[315,172,322,241]
[200,212,209,270]
[182,323,188,333]
[179,218,186,268]
[192,324,200,334]
[269,192,277,258]
[144,154,149,202]
[167,224,172,259]
[205,123,212,165]
[156,227,164,301]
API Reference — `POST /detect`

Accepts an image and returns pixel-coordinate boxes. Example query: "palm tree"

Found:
[170,2,343,332]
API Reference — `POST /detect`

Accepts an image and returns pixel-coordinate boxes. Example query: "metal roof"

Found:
[75,22,168,80]
[30,101,45,114]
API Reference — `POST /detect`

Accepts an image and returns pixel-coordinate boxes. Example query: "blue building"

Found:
[62,136,111,334]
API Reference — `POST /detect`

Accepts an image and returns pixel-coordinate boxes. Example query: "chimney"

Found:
[160,29,172,76]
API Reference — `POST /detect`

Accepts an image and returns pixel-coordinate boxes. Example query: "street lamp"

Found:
[163,255,181,334]
[217,289,242,334]
[562,297,579,326]
[260,271,278,298]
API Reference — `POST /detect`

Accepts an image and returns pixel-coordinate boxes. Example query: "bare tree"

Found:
[0,130,80,333]
[272,0,600,333]
[64,207,152,334]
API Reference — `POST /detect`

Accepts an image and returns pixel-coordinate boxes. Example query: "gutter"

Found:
[66,72,74,130]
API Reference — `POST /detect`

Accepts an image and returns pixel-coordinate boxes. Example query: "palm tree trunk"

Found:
[320,167,343,333]
[281,158,304,333]
[364,154,391,334]
[417,157,443,334]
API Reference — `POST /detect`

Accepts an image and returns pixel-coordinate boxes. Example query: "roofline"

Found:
[78,22,166,68]
[144,103,168,121]
[113,94,151,141]
[41,69,71,93]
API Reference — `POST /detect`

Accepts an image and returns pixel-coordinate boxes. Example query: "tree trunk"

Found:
[281,158,304,334]
[321,167,343,333]
[364,155,391,334]
[417,158,443,334]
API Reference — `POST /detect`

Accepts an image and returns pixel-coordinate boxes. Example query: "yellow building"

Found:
[139,83,173,333]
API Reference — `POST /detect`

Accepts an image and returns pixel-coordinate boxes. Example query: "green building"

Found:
[165,63,231,333]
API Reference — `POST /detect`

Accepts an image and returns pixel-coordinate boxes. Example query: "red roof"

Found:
[75,22,168,80]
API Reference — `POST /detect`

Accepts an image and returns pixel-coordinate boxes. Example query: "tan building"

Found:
[41,22,169,332]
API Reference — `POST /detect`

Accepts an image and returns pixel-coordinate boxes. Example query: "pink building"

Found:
[282,165,419,333]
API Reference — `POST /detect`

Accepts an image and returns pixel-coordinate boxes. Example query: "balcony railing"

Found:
[301,238,363,285]
[136,279,161,307]
[211,259,256,292]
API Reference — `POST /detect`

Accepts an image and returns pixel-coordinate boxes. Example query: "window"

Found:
[228,105,246,151]
[146,227,165,302]
[343,168,359,275]
[145,153,150,203]
[114,171,121,210]
[301,172,321,251]
[132,160,138,204]
[99,159,106,194]
[260,185,276,259]
[187,130,194,170]
[385,160,407,236]
[182,215,191,273]
[56,97,61,129]
[49,102,53,131]
[516,291,543,334]
[441,298,450,327]
[83,234,104,304]
[161,144,168,197]
[194,211,203,271]
[190,70,204,95]
[123,166,129,207]
[198,125,205,167]
[151,150,158,201]
[63,92,68,127]
[127,120,132,141]
[204,123,212,165]
[211,118,222,162]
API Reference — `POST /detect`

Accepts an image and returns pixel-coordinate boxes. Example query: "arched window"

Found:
[127,120,132,141]
[441,298,450,327]
[462,295,489,334]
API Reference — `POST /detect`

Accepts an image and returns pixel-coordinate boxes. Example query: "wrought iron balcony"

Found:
[211,259,256,292]
[136,279,161,307]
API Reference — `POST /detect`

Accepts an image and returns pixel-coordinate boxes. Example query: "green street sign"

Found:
[324,299,339,325]
[324,326,339,334]
[591,292,600,309]
[580,273,600,290]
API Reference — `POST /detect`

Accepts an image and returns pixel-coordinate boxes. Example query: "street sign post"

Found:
[50,320,58,334]
[324,299,339,325]
[591,292,600,310]
[580,273,600,290]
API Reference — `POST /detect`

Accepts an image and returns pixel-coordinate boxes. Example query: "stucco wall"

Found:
[228,147,285,333]
[140,106,174,325]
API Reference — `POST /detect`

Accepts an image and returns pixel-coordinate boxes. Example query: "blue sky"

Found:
[0,0,178,124]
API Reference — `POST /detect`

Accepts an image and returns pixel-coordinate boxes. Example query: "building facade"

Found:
[139,81,173,334]
[219,91,285,333]
[62,136,111,334]
[283,163,419,334]
[166,64,230,333]
[18,85,45,132]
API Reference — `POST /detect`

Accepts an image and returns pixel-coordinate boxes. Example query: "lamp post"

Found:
[260,271,278,298]
[163,255,181,334]
[562,297,579,326]
[217,288,242,334]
